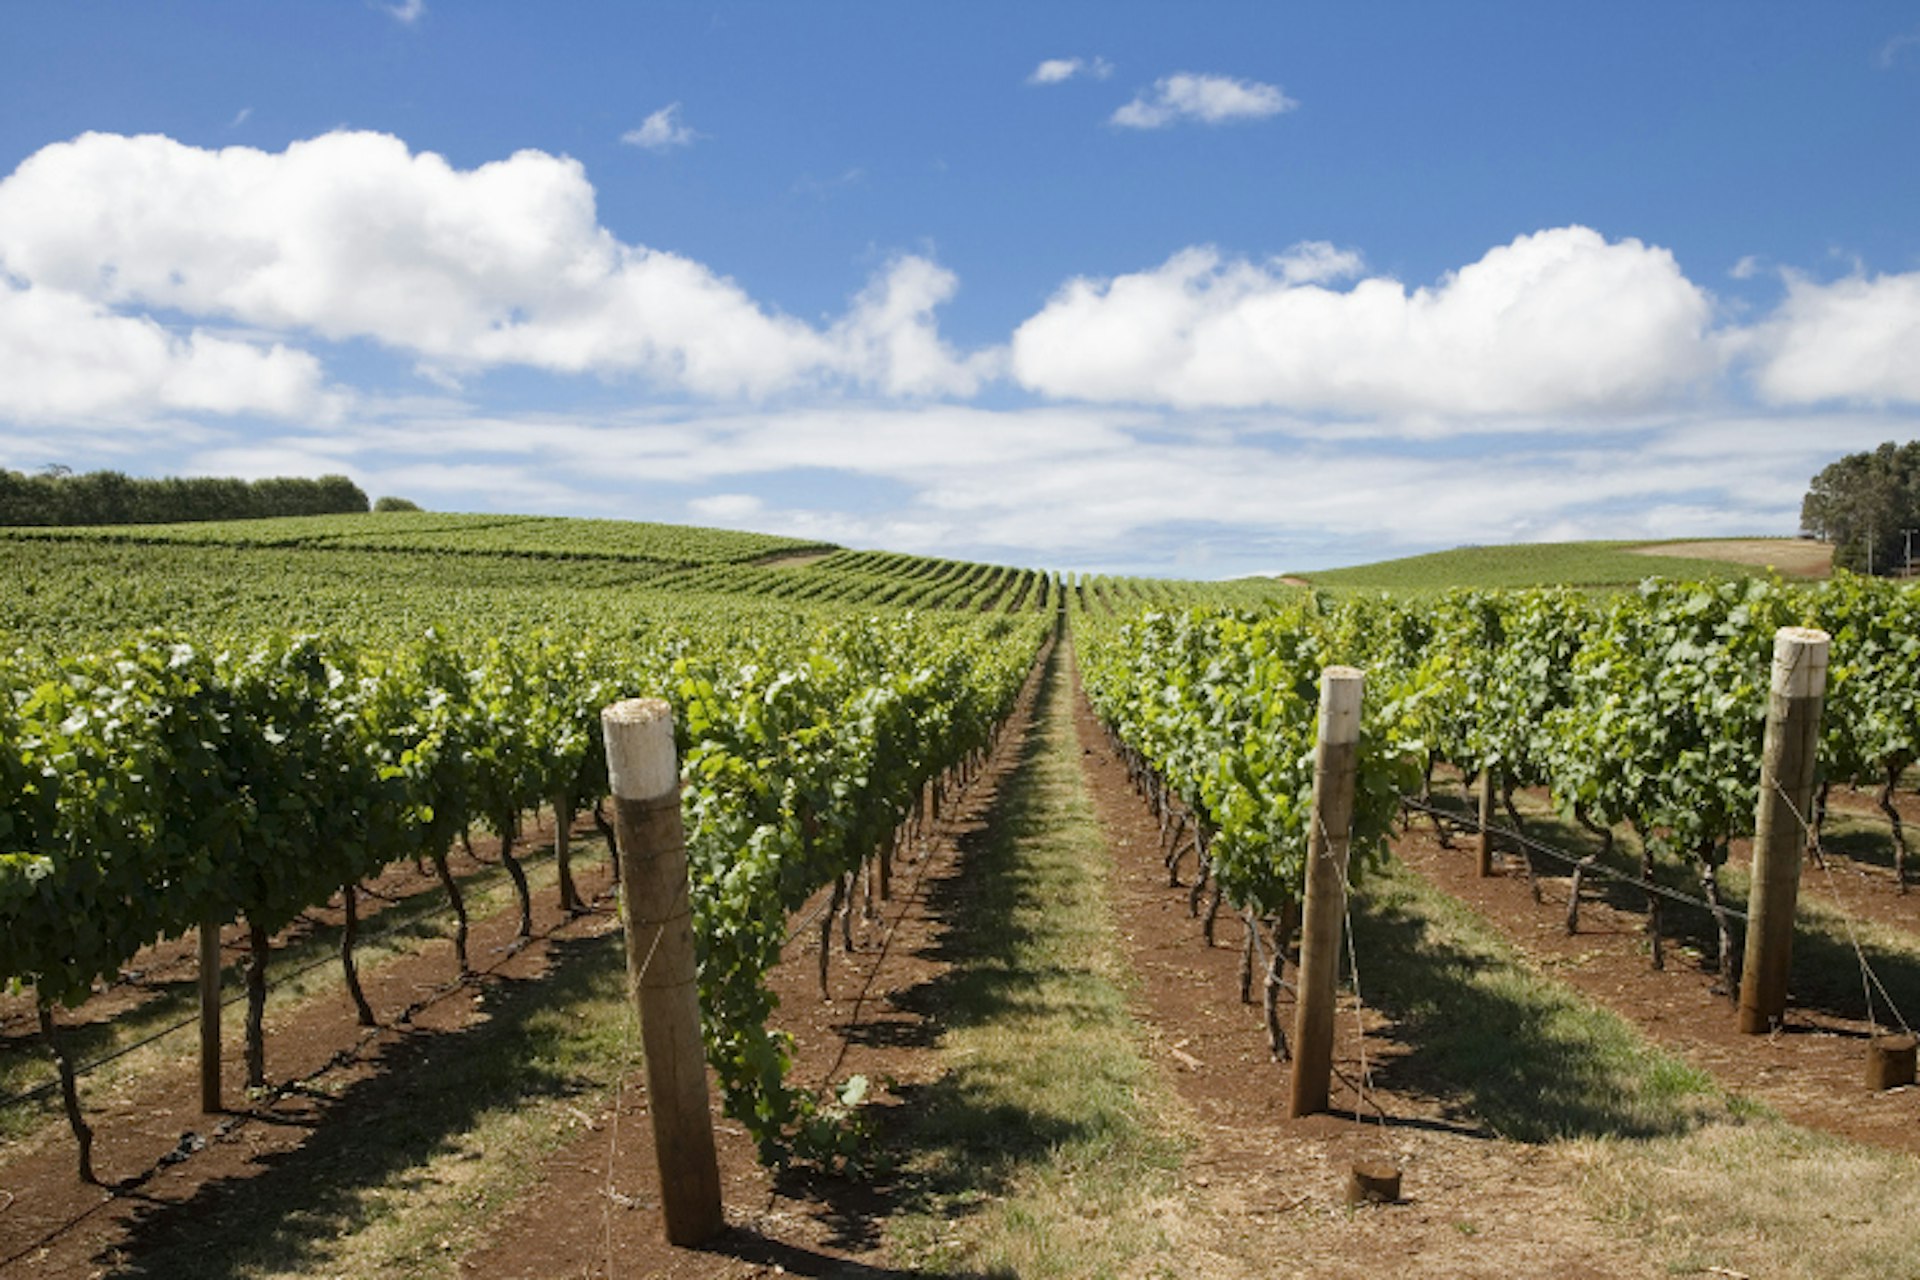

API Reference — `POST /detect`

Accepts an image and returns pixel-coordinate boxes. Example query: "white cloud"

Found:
[229,106,252,129]
[1744,269,1920,405]
[829,255,1001,397]
[1730,254,1762,280]
[0,130,981,401]
[1010,227,1716,418]
[384,0,426,26]
[1027,56,1112,85]
[1111,73,1295,128]
[687,492,765,522]
[1878,27,1920,68]
[621,103,697,152]
[0,278,332,423]
[226,402,1895,571]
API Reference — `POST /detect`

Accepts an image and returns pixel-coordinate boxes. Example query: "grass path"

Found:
[884,635,1192,1277]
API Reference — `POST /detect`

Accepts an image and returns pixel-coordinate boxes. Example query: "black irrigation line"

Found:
[1398,793,1749,923]
[0,833,590,1115]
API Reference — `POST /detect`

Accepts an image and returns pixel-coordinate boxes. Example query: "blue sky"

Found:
[2,3,1917,575]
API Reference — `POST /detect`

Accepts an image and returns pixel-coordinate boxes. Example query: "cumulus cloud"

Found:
[1111,73,1295,128]
[0,278,331,423]
[1744,269,1920,405]
[0,130,981,400]
[1010,227,1716,417]
[1027,56,1112,85]
[621,103,697,152]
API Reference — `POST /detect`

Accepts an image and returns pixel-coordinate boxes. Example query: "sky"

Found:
[1,3,1918,577]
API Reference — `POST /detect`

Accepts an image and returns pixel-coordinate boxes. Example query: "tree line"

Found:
[0,468,370,527]
[1802,440,1920,575]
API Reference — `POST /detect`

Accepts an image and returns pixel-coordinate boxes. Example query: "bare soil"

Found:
[1631,538,1834,578]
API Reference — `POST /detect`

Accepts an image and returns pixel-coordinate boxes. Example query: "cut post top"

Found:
[1317,665,1364,745]
[1769,627,1830,700]
[602,697,678,801]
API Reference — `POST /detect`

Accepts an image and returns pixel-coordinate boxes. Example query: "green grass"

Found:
[884,639,1190,1277]
[1295,539,1779,594]
[1355,858,1735,1140]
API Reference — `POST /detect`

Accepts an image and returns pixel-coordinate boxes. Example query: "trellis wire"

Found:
[0,829,590,1115]
[1398,794,1748,922]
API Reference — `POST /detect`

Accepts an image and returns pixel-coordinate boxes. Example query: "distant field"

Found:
[1293,538,1831,594]
[0,511,838,566]
[1632,537,1832,577]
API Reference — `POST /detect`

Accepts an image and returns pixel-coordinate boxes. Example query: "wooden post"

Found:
[602,698,724,1246]
[1475,767,1495,878]
[1737,627,1829,1035]
[1288,666,1363,1119]
[199,914,222,1113]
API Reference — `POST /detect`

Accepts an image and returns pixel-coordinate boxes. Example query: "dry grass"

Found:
[1630,537,1833,578]
[1575,1119,1920,1278]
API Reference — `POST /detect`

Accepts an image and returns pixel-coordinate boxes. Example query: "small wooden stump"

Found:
[1867,1034,1917,1091]
[1346,1160,1402,1206]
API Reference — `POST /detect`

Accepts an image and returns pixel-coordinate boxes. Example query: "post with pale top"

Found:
[601,697,724,1245]
[1287,666,1364,1119]
[1737,627,1829,1035]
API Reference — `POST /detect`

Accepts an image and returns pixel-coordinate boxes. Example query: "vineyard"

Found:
[5,517,1920,1277]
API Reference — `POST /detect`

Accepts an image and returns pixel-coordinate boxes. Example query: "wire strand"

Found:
[0,827,586,1115]
[1398,794,1748,922]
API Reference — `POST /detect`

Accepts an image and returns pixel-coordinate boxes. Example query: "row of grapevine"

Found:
[2,605,1047,1176]
[1075,598,1419,1054]
[1078,573,1920,1008]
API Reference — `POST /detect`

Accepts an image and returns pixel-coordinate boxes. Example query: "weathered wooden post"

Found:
[200,915,222,1113]
[602,698,724,1245]
[1475,767,1495,878]
[1737,627,1829,1035]
[1288,666,1363,1119]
